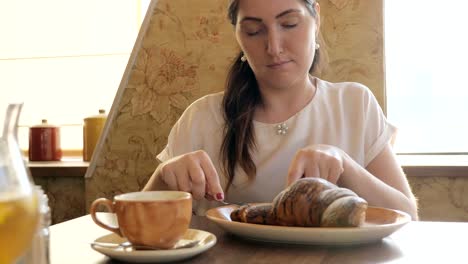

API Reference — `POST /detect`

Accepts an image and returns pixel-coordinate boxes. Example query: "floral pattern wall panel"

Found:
[319,0,385,107]
[85,0,238,206]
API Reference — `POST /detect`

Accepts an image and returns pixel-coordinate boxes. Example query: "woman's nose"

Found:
[266,30,283,56]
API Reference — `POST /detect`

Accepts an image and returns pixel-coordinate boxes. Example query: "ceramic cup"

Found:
[90,191,192,249]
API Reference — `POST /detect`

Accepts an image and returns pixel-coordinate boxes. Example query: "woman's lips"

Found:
[267,60,292,69]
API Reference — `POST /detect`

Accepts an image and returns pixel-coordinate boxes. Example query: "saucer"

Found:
[91,229,216,263]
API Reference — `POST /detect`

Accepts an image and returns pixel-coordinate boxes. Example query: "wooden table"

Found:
[50,213,468,263]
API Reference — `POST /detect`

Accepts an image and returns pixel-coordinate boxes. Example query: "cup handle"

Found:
[90,198,122,236]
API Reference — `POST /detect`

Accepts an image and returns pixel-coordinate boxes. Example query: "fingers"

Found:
[318,163,328,180]
[159,150,223,201]
[288,146,344,185]
[161,166,178,190]
[328,165,344,184]
[287,154,306,186]
[204,184,215,201]
[175,166,191,193]
[188,164,205,200]
[199,153,223,200]
[171,158,194,193]
[304,163,320,179]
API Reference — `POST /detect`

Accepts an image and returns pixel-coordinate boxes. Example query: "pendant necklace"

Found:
[275,123,289,135]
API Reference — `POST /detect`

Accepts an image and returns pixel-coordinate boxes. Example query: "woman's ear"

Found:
[315,2,321,38]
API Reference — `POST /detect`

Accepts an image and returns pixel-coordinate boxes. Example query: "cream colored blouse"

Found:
[157,77,396,215]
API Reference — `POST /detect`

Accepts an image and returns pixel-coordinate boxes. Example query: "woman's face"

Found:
[235,0,320,90]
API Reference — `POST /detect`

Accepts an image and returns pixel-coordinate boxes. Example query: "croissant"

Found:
[230,178,368,227]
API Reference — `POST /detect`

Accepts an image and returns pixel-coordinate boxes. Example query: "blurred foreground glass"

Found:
[0,104,39,264]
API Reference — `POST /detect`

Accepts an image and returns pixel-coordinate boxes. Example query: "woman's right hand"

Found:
[159,150,224,201]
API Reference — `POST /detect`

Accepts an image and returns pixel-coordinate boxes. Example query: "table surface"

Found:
[50,213,468,264]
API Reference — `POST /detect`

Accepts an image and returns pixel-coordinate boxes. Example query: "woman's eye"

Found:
[245,28,263,36]
[247,31,260,36]
[242,24,262,36]
[283,23,297,28]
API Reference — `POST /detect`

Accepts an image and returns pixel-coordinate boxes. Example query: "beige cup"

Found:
[90,191,192,249]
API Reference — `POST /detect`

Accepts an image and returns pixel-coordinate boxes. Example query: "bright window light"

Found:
[385,0,468,153]
[0,0,151,153]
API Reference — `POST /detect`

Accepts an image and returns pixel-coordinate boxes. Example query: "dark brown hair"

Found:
[221,0,320,192]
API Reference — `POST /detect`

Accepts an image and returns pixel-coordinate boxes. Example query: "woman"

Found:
[144,0,418,219]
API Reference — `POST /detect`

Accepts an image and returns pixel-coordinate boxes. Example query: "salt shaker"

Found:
[18,186,51,264]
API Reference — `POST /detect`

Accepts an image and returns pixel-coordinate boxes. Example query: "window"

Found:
[385,0,468,153]
[0,0,151,155]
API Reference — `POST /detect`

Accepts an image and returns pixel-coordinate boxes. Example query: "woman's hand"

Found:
[287,144,345,186]
[159,150,224,201]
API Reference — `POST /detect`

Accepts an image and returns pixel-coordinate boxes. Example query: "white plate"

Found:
[91,229,216,263]
[206,204,410,246]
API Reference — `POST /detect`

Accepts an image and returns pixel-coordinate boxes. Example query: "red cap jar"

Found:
[29,119,62,161]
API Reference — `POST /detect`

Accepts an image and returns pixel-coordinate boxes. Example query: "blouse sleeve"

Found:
[362,88,397,166]
[156,102,203,163]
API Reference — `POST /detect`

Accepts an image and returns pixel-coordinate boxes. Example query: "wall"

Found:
[34,176,85,224]
[319,0,385,107]
[408,176,468,221]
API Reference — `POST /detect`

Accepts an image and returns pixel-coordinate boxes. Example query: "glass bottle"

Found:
[0,103,40,264]
[17,186,51,264]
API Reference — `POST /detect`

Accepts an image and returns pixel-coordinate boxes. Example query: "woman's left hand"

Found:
[287,144,345,186]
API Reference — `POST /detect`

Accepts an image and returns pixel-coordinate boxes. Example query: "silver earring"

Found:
[241,55,247,62]
[315,43,320,50]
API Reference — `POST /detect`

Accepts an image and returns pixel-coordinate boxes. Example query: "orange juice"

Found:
[0,193,39,264]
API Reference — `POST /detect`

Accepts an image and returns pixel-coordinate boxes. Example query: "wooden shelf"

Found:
[28,159,88,177]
